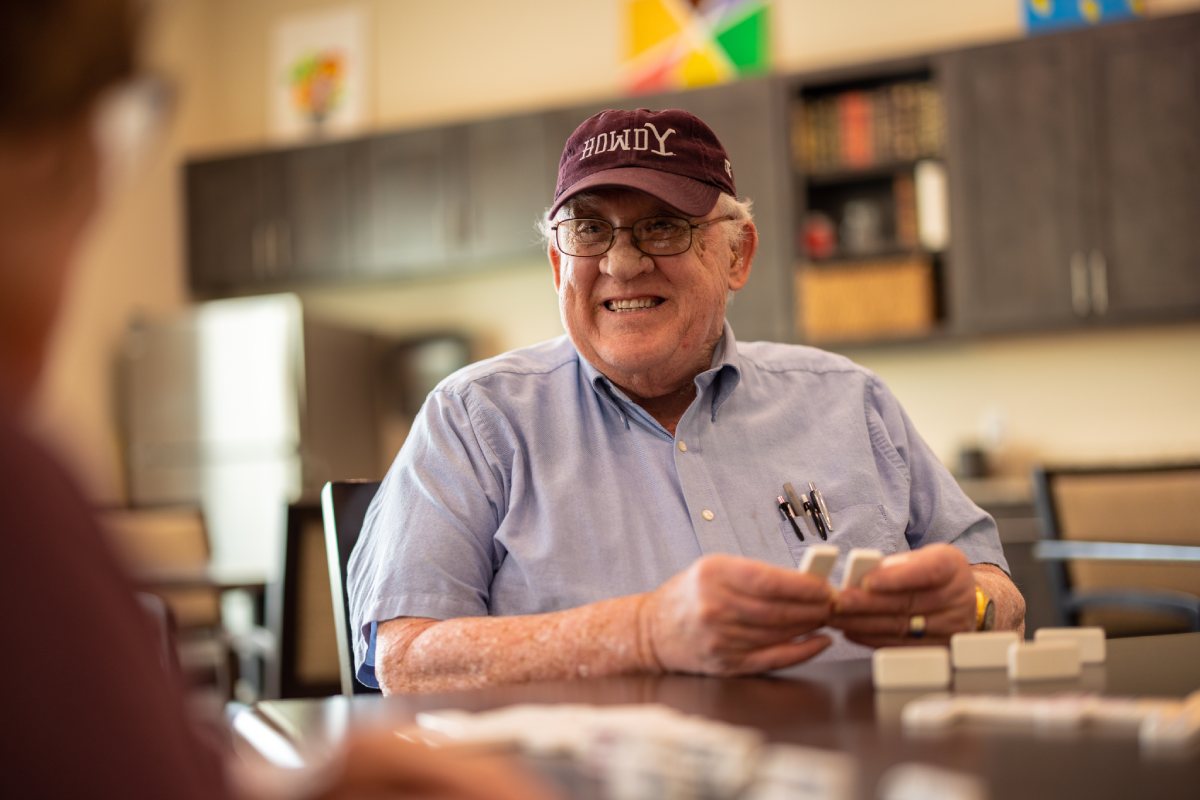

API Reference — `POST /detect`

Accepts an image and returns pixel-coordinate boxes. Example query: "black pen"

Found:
[807,481,833,540]
[777,495,804,542]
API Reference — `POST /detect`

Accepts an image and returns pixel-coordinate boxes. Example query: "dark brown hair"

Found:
[0,0,141,131]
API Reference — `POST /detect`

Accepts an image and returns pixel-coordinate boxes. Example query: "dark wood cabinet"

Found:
[942,34,1089,332]
[353,127,460,277]
[461,114,554,264]
[1089,14,1200,320]
[944,13,1200,334]
[281,143,354,280]
[351,113,551,277]
[185,154,272,293]
[186,143,353,293]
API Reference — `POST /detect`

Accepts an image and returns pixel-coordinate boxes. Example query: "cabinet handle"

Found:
[251,223,266,277]
[259,220,274,277]
[1089,249,1108,316]
[1070,251,1089,317]
[277,220,292,272]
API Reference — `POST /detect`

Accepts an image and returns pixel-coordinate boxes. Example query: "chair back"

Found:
[269,503,341,698]
[320,480,383,696]
[1033,462,1200,635]
[97,506,220,630]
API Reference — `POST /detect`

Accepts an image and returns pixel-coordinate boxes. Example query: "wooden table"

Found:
[237,633,1200,798]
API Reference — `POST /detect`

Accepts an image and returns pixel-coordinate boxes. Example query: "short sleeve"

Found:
[864,377,1010,574]
[347,387,510,686]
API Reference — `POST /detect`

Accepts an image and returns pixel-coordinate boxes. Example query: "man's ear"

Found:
[549,242,563,292]
[727,221,757,292]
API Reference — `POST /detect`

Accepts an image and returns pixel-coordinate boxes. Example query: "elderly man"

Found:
[349,108,1024,694]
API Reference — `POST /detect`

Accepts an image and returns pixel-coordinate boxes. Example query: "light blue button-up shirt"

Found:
[348,324,1007,687]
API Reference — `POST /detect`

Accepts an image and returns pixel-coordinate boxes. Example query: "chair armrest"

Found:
[1067,590,1200,632]
[1033,541,1200,563]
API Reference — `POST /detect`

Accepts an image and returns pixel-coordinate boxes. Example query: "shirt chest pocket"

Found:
[776,484,906,565]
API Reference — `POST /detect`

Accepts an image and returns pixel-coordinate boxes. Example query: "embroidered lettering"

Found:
[643,123,677,156]
[578,122,678,160]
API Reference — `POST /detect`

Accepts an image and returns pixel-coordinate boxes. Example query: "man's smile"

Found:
[603,296,665,312]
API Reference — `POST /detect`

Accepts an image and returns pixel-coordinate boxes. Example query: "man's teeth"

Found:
[606,297,662,311]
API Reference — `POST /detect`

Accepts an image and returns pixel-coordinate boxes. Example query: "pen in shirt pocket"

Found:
[783,481,833,540]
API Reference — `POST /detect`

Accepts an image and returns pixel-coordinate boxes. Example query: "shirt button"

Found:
[701,509,715,521]
[677,441,688,452]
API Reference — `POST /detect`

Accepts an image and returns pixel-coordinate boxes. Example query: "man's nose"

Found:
[600,228,653,281]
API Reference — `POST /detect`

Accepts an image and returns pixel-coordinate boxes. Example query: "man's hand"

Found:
[829,543,976,647]
[638,554,834,676]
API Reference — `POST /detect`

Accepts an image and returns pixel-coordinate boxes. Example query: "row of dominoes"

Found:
[416,702,988,799]
[901,690,1200,758]
[873,627,1106,690]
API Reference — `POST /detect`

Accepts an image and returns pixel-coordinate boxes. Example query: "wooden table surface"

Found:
[240,633,1200,798]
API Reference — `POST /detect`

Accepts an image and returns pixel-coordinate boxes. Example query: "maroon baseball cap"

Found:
[549,108,736,218]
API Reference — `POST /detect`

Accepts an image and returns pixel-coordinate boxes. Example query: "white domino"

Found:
[797,544,839,579]
[744,744,858,800]
[1007,640,1082,682]
[950,631,1020,669]
[1034,627,1106,664]
[878,763,987,800]
[840,548,883,589]
[873,646,951,690]
[1140,707,1200,758]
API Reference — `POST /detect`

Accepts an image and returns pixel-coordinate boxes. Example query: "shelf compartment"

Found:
[796,255,937,344]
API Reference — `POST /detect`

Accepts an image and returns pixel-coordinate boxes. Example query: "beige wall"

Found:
[37,0,1200,500]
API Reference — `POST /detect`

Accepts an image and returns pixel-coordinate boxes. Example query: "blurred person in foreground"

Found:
[350,107,1026,694]
[0,2,555,798]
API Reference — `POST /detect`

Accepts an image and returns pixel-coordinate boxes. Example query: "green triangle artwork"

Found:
[624,0,770,93]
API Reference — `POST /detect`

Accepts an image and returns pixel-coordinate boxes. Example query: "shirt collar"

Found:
[697,320,742,422]
[578,321,744,428]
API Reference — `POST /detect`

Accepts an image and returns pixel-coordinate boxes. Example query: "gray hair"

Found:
[537,192,755,255]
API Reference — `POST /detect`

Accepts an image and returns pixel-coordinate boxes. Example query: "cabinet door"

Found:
[463,114,553,263]
[1090,14,1200,320]
[279,143,354,281]
[185,155,271,294]
[943,35,1092,333]
[355,127,460,276]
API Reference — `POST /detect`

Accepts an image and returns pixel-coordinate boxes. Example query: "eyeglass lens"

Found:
[556,217,695,256]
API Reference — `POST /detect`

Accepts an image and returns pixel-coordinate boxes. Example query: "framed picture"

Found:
[270,5,368,139]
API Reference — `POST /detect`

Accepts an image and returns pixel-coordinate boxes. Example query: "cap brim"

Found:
[549,166,721,218]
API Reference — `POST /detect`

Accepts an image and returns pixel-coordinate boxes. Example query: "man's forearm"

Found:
[375,593,661,694]
[972,563,1026,637]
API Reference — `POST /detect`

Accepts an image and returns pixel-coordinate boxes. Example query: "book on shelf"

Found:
[794,79,945,174]
[838,90,873,168]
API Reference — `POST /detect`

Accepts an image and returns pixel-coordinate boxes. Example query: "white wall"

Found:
[36,0,1200,500]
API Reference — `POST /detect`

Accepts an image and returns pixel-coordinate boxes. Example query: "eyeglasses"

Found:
[92,75,176,192]
[551,215,735,257]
